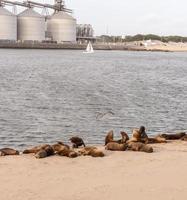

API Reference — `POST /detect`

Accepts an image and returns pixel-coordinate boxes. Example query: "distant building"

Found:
[76,24,95,43]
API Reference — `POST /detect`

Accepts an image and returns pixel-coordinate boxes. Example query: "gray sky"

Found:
[65,0,187,36]
[11,0,187,36]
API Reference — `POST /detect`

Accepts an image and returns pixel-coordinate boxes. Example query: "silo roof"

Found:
[0,7,14,16]
[51,11,76,20]
[18,8,43,18]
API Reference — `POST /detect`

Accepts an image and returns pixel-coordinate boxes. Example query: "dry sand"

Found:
[0,141,187,200]
[146,43,187,52]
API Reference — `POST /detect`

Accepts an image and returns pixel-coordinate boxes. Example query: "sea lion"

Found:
[105,142,127,151]
[127,142,153,153]
[23,144,49,154]
[147,135,167,144]
[79,146,105,157]
[35,145,54,159]
[0,148,19,156]
[51,142,78,158]
[88,148,105,157]
[52,142,70,153]
[79,146,97,155]
[70,137,86,148]
[117,131,129,144]
[160,132,186,140]
[105,130,114,145]
[105,130,129,145]
[128,126,149,144]
[23,144,54,159]
[57,146,78,158]
[181,135,187,141]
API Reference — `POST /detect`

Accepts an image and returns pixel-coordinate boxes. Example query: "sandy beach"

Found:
[0,141,187,200]
[145,43,187,52]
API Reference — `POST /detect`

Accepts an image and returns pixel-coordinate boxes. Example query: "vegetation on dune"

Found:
[97,34,187,43]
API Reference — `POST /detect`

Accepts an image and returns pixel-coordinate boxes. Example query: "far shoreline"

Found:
[1,42,187,52]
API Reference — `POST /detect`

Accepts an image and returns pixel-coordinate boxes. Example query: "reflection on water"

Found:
[0,49,186,149]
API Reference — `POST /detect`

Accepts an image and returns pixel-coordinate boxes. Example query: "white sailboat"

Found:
[83,41,94,53]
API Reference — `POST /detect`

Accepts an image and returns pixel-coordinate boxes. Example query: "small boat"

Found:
[83,41,94,53]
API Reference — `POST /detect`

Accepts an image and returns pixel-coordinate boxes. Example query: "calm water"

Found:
[0,49,186,149]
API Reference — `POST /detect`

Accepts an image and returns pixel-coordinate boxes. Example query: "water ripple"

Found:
[0,50,186,149]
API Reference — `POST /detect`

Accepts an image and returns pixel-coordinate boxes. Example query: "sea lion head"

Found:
[44,145,54,156]
[15,150,19,155]
[105,130,114,145]
[120,131,129,143]
[35,150,48,159]
[139,126,145,134]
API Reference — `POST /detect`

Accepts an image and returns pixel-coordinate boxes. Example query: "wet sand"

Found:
[0,141,187,200]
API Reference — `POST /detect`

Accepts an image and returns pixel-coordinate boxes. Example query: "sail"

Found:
[85,42,94,53]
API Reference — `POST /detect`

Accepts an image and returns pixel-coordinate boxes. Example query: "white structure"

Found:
[47,11,76,43]
[0,7,17,40]
[17,8,45,41]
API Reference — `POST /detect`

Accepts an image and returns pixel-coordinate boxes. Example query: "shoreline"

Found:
[1,42,187,52]
[0,141,187,200]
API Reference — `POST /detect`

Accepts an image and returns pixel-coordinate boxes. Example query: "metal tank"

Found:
[47,11,76,43]
[17,8,45,42]
[0,7,17,40]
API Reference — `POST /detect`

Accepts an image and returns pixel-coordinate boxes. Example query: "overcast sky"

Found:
[11,0,187,36]
[65,0,187,36]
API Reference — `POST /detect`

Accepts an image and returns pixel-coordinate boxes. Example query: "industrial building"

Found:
[0,0,77,43]
[76,24,95,43]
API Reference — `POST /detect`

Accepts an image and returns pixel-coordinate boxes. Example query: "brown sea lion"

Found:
[35,145,54,159]
[89,149,105,157]
[23,144,49,154]
[70,137,86,148]
[105,130,129,145]
[127,142,153,153]
[23,144,54,159]
[52,142,70,153]
[160,132,186,140]
[79,146,105,157]
[105,142,127,151]
[0,148,19,156]
[79,146,97,155]
[117,131,129,144]
[58,146,78,158]
[128,126,149,144]
[147,135,167,144]
[181,135,187,141]
[105,130,114,145]
[51,142,78,158]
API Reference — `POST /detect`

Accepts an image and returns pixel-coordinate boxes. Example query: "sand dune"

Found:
[0,141,187,200]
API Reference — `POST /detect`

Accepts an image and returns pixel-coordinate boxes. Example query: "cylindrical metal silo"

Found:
[47,11,76,43]
[17,8,45,42]
[0,7,17,40]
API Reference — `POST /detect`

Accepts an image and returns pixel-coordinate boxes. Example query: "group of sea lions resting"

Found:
[0,126,186,158]
[105,126,186,153]
[22,140,104,159]
[0,137,104,159]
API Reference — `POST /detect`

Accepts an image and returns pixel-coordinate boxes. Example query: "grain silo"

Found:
[47,11,76,43]
[0,7,17,40]
[17,8,45,41]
